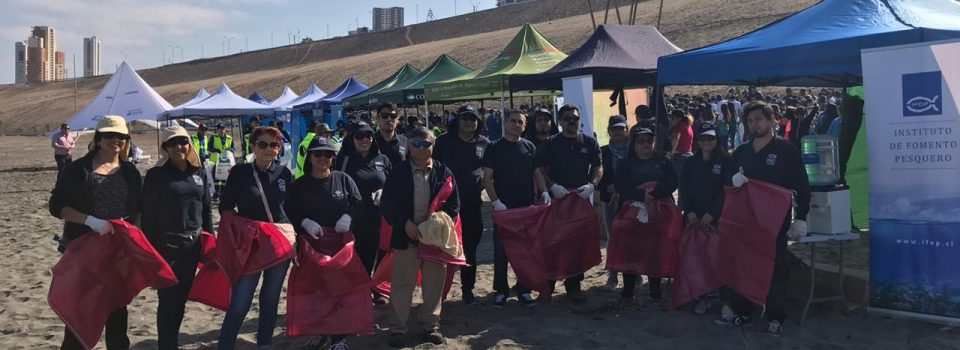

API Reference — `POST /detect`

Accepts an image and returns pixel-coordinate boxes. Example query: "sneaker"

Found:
[388,333,406,348]
[329,338,349,350]
[306,336,328,350]
[462,290,479,305]
[714,313,751,326]
[567,290,588,305]
[767,320,783,336]
[422,329,444,345]
[518,293,538,308]
[720,304,734,320]
[373,292,389,305]
[493,293,507,308]
[602,272,619,291]
[694,299,709,315]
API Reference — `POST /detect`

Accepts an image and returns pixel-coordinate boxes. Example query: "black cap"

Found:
[698,122,717,136]
[306,137,337,153]
[634,128,655,136]
[608,115,627,129]
[533,108,552,118]
[457,105,482,119]
[353,122,374,135]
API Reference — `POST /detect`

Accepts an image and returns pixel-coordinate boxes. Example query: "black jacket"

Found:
[614,154,677,207]
[679,151,734,225]
[381,159,460,250]
[141,163,213,249]
[730,137,811,224]
[49,153,142,240]
[599,142,629,203]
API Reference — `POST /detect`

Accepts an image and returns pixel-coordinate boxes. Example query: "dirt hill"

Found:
[0,0,817,133]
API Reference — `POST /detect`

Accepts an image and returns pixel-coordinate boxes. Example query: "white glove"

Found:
[788,220,808,240]
[84,215,113,235]
[577,183,595,199]
[541,191,551,205]
[335,214,352,233]
[371,189,383,207]
[550,183,569,198]
[630,202,649,223]
[492,199,508,212]
[301,218,322,239]
[732,169,749,188]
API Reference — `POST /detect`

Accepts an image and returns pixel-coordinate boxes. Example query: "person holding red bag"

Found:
[612,127,678,307]
[286,136,364,350]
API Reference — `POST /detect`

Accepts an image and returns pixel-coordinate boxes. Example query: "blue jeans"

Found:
[218,260,290,349]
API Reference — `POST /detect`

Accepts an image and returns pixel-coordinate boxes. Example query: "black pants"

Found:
[157,242,201,350]
[728,226,791,322]
[622,274,662,299]
[549,274,584,294]
[353,208,384,276]
[61,308,128,350]
[493,226,529,295]
[459,201,484,292]
[55,154,72,175]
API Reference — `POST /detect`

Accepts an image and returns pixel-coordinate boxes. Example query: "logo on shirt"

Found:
[374,161,385,172]
[277,178,286,192]
[579,147,588,154]
[712,164,722,175]
[333,190,344,198]
[766,154,778,166]
[475,145,484,158]
[399,146,407,155]
[902,71,942,117]
[191,174,204,186]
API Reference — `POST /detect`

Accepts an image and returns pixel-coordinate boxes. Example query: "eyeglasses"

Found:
[379,113,398,120]
[310,150,335,158]
[255,141,281,150]
[410,139,433,149]
[101,132,130,141]
[354,133,374,140]
[163,137,190,148]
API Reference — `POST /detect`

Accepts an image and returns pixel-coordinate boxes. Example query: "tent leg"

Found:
[425,100,430,129]
[509,90,514,109]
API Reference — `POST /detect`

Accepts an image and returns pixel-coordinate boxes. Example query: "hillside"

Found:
[0,0,817,133]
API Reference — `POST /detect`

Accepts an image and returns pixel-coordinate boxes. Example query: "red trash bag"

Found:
[492,204,552,294]
[371,251,395,296]
[287,228,374,336]
[540,194,602,280]
[605,197,682,277]
[217,210,294,281]
[717,180,793,305]
[49,220,177,350]
[188,232,231,310]
[671,225,723,310]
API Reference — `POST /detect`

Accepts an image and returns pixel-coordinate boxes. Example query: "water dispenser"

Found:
[801,135,840,186]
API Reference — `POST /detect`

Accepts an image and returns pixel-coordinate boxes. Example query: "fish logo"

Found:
[902,71,943,117]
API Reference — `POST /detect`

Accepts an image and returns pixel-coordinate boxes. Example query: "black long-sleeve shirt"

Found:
[680,152,734,221]
[730,137,811,222]
[614,155,678,206]
[141,163,213,246]
[337,151,392,212]
[285,171,363,233]
[375,132,408,166]
[219,162,292,223]
[49,153,142,240]
[432,132,489,208]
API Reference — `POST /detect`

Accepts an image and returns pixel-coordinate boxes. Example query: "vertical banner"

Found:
[863,40,960,321]
[562,75,594,137]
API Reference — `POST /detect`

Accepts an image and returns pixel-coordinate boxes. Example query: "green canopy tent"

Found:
[374,54,473,107]
[342,63,421,109]
[424,23,567,103]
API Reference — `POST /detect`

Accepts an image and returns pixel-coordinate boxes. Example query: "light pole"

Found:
[416,4,419,24]
[224,36,234,54]
[271,32,274,47]
[201,44,204,58]
[167,45,174,64]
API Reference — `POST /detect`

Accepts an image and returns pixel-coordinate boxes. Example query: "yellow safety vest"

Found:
[295,132,317,179]
[209,134,233,161]
[191,135,209,160]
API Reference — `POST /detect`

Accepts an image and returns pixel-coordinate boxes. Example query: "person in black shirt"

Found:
[141,126,213,350]
[599,115,631,291]
[523,108,558,150]
[432,105,490,305]
[285,136,363,350]
[718,101,811,335]
[48,115,141,350]
[374,102,408,165]
[678,122,733,315]
[218,127,293,349]
[613,128,678,307]
[482,109,549,308]
[335,123,392,299]
[536,104,603,304]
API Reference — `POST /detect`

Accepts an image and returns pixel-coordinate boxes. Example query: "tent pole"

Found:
[509,90,514,109]
[656,0,665,30]
[613,0,623,25]
[425,100,430,129]
[587,0,597,30]
[604,0,611,25]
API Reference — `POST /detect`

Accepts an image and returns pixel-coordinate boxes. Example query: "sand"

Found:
[1,133,959,350]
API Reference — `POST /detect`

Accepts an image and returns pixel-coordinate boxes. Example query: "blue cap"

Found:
[698,122,717,136]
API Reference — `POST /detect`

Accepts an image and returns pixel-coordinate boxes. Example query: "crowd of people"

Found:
[49,88,818,349]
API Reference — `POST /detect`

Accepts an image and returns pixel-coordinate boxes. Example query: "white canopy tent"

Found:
[267,86,300,108]
[174,88,211,109]
[272,84,326,109]
[64,61,174,130]
[164,83,278,118]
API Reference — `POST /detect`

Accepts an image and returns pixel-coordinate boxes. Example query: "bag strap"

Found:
[250,164,275,223]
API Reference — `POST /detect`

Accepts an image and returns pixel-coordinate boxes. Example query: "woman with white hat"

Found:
[141,125,213,350]
[49,115,143,350]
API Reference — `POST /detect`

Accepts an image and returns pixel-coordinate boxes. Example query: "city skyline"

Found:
[1,0,496,85]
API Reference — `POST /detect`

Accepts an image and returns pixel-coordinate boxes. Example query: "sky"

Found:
[0,0,497,85]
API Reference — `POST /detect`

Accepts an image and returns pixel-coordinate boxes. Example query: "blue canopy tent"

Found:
[656,0,960,87]
[288,78,368,156]
[248,91,271,104]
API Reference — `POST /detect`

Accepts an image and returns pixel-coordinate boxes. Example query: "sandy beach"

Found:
[1,133,959,350]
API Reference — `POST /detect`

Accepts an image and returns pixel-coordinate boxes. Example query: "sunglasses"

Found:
[310,150,335,158]
[101,132,130,141]
[410,139,433,149]
[379,113,398,120]
[636,138,655,145]
[699,136,718,142]
[163,137,190,148]
[255,141,281,150]
[460,116,478,122]
[562,116,580,123]
[354,133,374,140]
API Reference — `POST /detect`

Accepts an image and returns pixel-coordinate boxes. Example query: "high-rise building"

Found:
[15,41,27,84]
[496,0,536,6]
[26,36,45,83]
[31,26,57,82]
[55,51,66,80]
[84,36,101,77]
[372,7,404,32]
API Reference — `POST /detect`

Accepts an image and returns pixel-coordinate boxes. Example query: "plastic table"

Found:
[796,232,861,325]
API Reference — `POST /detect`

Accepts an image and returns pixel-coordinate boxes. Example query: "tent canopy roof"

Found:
[372,54,474,107]
[248,91,271,104]
[656,0,960,87]
[296,77,368,110]
[343,64,421,108]
[277,84,327,109]
[510,25,681,91]
[65,61,174,130]
[166,83,277,118]
[175,88,211,109]
[268,86,300,107]
[425,23,567,102]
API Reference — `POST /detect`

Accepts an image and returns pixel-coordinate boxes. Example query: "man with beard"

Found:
[524,108,559,150]
[374,102,408,166]
[717,101,810,336]
[431,105,490,305]
[535,104,603,304]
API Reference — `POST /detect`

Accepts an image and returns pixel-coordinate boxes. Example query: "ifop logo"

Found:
[902,71,942,117]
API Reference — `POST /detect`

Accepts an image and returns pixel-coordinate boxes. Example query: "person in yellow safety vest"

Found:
[192,124,210,162]
[295,121,319,179]
[209,123,235,163]
[242,117,261,159]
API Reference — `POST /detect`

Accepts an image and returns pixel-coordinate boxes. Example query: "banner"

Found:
[862,39,960,320]
[562,75,595,137]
